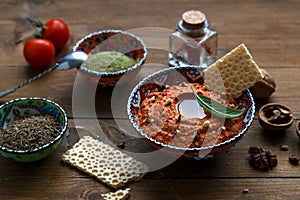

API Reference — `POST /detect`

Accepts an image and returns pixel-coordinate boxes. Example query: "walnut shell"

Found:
[296,121,300,138]
[250,69,276,99]
[258,103,294,131]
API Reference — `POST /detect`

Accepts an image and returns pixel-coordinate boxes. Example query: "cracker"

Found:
[61,136,148,189]
[101,188,130,200]
[204,43,264,97]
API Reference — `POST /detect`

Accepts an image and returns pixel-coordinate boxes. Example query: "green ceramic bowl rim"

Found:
[0,97,68,154]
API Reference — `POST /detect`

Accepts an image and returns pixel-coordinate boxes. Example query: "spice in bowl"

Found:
[82,50,138,73]
[0,97,67,162]
[73,30,148,87]
[0,114,61,151]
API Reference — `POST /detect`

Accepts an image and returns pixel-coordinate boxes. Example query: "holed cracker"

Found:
[101,188,130,200]
[204,43,264,98]
[62,136,148,189]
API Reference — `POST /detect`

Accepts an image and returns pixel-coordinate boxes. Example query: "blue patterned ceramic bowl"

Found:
[127,66,255,160]
[73,30,148,87]
[0,98,68,162]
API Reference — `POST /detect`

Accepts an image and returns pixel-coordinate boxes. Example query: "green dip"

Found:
[82,51,138,72]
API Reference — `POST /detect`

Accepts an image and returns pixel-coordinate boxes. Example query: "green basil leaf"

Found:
[191,86,245,119]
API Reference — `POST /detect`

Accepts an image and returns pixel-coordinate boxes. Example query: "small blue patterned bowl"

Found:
[0,98,68,162]
[73,30,148,86]
[127,66,255,160]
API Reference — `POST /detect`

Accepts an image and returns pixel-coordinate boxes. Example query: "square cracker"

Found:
[101,188,130,200]
[204,43,264,98]
[62,136,148,189]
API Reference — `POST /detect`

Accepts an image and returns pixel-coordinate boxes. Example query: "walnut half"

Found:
[258,103,294,131]
[250,68,276,99]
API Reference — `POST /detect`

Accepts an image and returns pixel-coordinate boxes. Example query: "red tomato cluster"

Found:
[23,18,70,68]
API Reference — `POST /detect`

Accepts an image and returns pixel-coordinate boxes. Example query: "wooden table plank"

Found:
[2,171,298,200]
[1,177,300,199]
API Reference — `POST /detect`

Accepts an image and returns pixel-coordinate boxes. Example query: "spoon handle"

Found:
[0,63,59,98]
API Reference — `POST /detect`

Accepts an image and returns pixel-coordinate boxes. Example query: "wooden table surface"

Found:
[0,0,300,199]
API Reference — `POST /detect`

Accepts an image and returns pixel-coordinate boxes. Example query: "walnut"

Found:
[258,103,294,131]
[289,155,300,165]
[248,146,278,170]
[250,68,276,99]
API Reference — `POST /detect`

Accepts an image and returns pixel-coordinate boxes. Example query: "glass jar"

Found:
[169,10,217,67]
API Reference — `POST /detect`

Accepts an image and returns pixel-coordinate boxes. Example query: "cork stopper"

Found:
[182,10,206,29]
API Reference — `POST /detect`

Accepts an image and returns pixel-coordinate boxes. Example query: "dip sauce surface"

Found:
[177,99,206,119]
[137,83,243,148]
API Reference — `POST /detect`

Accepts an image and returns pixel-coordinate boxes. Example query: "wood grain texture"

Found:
[0,0,300,199]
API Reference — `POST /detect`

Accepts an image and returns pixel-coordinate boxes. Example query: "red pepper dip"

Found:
[137,82,243,148]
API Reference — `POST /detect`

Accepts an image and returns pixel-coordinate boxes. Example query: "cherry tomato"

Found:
[23,39,55,68]
[41,18,70,50]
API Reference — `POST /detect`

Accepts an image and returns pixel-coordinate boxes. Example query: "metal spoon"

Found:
[0,51,88,98]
